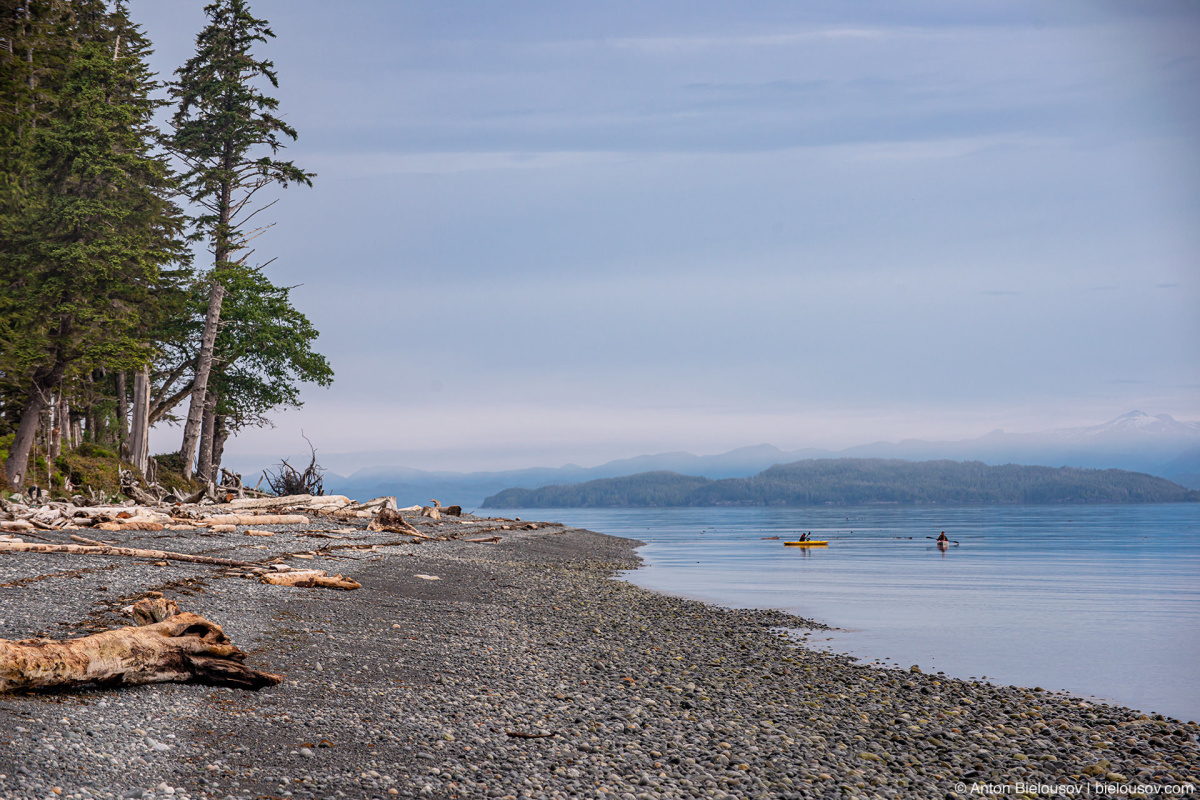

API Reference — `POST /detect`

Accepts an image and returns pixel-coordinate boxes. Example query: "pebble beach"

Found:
[1,512,1197,800]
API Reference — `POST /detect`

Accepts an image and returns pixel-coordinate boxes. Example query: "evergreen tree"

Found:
[169,0,313,481]
[0,6,188,490]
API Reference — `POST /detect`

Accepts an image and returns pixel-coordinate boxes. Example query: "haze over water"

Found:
[493,504,1200,722]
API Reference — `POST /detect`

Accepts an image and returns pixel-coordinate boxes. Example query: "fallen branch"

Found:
[70,534,117,547]
[0,597,280,693]
[0,541,258,568]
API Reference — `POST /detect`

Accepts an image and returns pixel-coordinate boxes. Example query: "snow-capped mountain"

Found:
[1051,411,1200,444]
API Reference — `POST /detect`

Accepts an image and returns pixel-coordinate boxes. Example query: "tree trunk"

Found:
[212,414,229,482]
[197,392,216,483]
[129,365,150,476]
[49,392,63,460]
[116,370,129,458]
[180,280,224,481]
[69,410,83,450]
[4,368,61,492]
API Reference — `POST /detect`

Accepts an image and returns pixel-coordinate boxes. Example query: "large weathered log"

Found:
[0,602,280,693]
[0,541,257,567]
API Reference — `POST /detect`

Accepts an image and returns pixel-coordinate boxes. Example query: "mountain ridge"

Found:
[481,458,1200,508]
[318,411,1200,505]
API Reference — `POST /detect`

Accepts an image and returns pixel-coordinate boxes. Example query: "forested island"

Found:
[482,458,1200,507]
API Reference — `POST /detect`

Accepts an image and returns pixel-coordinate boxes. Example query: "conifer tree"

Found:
[0,5,188,490]
[170,0,313,481]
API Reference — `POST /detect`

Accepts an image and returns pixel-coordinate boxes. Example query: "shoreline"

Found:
[1,513,1197,799]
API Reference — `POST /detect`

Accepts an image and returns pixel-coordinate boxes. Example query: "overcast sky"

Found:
[136,0,1200,473]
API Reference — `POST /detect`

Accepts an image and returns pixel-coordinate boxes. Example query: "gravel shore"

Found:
[1,513,1197,800]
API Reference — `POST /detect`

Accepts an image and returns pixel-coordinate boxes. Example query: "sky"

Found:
[135,0,1200,474]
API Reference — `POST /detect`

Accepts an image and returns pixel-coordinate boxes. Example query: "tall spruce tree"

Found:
[0,5,188,490]
[170,0,313,481]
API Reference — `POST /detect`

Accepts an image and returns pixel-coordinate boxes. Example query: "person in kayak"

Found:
[937,531,949,545]
[799,532,808,541]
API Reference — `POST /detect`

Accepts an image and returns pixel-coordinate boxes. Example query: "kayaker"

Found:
[799,532,808,541]
[937,531,948,545]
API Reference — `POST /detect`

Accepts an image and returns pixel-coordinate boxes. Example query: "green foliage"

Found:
[211,266,332,430]
[152,451,185,473]
[75,441,116,459]
[157,0,327,445]
[54,447,124,495]
[169,0,313,272]
[483,460,1200,508]
[0,3,192,487]
[151,452,194,493]
[2,28,189,378]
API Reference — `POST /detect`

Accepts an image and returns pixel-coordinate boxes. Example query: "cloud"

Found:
[304,150,631,176]
[603,27,904,55]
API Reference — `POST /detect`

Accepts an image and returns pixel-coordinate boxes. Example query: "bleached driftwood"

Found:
[0,541,257,567]
[340,496,397,513]
[222,494,350,512]
[0,595,280,693]
[70,534,116,547]
[258,569,361,590]
[96,520,164,531]
[204,514,309,526]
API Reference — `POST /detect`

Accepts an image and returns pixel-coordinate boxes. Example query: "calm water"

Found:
[491,505,1200,722]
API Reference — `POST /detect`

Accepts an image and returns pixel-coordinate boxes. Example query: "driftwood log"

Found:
[0,541,257,568]
[366,508,421,535]
[0,595,280,692]
[430,500,462,516]
[204,514,309,526]
[259,569,361,590]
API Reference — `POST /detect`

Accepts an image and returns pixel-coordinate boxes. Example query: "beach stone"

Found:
[0,516,1196,799]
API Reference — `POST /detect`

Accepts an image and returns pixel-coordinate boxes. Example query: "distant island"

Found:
[481,458,1200,508]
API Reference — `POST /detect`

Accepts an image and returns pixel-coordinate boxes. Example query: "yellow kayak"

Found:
[784,540,828,547]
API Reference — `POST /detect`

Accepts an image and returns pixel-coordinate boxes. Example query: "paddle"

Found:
[926,535,960,545]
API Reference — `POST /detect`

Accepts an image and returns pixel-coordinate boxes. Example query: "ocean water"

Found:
[490,504,1200,722]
